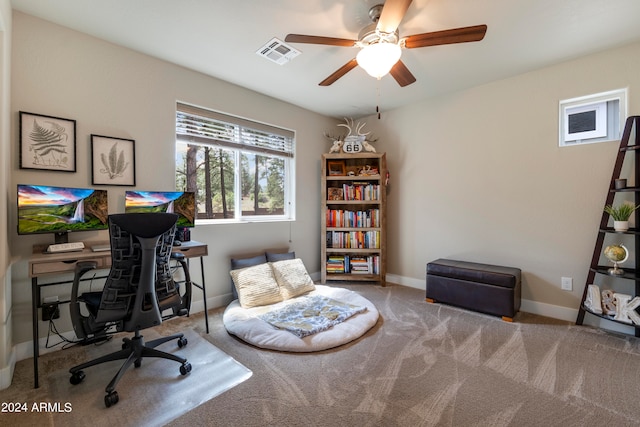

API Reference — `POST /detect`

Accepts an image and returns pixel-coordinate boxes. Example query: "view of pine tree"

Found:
[253,155,261,213]
[240,155,253,198]
[203,148,213,217]
[217,148,231,218]
[266,158,285,212]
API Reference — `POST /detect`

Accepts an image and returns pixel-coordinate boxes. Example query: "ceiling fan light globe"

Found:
[356,42,402,79]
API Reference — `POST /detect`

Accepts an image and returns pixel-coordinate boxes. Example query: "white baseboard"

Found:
[387,273,582,323]
[0,348,16,390]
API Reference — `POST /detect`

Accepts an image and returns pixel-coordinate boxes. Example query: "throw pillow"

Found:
[265,251,295,262]
[230,263,283,308]
[271,258,316,300]
[230,254,267,270]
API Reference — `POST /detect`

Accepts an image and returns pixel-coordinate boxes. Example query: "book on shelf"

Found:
[325,231,380,249]
[326,255,350,274]
[327,187,344,201]
[326,208,380,228]
[342,183,380,201]
[348,255,379,274]
[326,255,380,275]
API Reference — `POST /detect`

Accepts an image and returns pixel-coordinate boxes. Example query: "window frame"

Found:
[175,102,296,224]
[559,88,627,147]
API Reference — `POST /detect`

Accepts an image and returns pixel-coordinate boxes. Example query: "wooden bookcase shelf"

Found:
[321,152,386,286]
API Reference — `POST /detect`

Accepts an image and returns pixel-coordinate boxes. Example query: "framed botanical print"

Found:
[91,134,136,186]
[19,111,77,172]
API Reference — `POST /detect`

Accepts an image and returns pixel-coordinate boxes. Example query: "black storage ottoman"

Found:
[426,259,521,321]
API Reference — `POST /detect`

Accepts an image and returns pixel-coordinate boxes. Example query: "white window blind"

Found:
[176,103,294,158]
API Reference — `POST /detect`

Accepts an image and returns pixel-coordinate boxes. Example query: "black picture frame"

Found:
[91,134,136,186]
[19,111,77,172]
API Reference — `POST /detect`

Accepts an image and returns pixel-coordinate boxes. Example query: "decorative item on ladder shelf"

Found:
[604,202,640,232]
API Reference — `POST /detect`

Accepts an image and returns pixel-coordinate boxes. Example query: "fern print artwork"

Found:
[19,112,76,172]
[91,134,136,186]
[100,143,130,179]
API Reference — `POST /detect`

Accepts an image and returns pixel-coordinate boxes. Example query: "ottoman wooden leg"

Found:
[501,316,513,322]
[426,298,435,303]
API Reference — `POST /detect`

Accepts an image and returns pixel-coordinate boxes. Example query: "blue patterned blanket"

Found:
[258,295,368,338]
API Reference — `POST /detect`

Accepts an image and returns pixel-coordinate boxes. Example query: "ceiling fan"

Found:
[284,0,487,87]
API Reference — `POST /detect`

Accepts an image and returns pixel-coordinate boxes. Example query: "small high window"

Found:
[559,89,627,147]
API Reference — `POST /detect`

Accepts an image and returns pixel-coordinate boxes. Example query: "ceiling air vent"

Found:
[256,38,301,65]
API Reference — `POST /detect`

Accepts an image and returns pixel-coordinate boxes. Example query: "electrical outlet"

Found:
[561,277,573,291]
[42,302,60,321]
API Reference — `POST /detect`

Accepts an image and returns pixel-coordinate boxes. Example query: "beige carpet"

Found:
[4,284,640,426]
[2,326,251,426]
[172,284,640,426]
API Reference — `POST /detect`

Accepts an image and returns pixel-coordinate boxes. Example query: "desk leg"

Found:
[200,256,209,334]
[31,278,40,389]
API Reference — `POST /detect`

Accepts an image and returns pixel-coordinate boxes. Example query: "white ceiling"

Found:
[10,0,640,119]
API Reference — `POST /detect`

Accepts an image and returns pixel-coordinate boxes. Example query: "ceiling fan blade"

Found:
[319,59,359,86]
[404,25,487,49]
[377,0,413,34]
[285,34,356,47]
[389,60,416,87]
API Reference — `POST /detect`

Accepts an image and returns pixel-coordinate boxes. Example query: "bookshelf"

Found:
[321,152,386,286]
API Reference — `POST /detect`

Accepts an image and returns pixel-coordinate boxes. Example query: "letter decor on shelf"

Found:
[614,293,640,324]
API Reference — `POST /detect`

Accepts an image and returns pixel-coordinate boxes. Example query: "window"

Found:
[559,88,627,147]
[175,103,295,222]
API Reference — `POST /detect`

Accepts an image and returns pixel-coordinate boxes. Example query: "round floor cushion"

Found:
[223,285,379,352]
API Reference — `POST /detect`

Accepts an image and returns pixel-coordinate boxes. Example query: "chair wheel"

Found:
[134,359,142,368]
[69,371,85,385]
[105,391,119,407]
[178,337,188,348]
[180,362,192,375]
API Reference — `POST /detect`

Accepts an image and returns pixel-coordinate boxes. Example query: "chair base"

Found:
[69,329,192,407]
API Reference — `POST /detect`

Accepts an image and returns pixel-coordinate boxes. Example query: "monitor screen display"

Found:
[17,185,109,237]
[125,191,196,228]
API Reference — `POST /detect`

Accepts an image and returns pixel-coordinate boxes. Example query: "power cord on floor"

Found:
[45,317,113,350]
[45,317,84,349]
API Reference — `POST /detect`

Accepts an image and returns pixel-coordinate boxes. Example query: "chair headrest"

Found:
[109,213,178,238]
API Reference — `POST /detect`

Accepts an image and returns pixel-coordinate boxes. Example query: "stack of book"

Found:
[349,256,371,274]
[326,255,349,274]
[348,255,379,274]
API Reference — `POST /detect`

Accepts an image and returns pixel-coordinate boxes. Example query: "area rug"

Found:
[45,329,252,426]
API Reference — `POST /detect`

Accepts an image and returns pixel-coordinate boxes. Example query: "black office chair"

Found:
[69,213,192,407]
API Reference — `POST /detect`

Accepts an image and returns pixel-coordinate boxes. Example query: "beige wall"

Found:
[367,41,640,323]
[8,11,333,352]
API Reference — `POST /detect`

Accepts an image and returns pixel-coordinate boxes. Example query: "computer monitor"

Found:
[17,184,109,244]
[124,191,196,230]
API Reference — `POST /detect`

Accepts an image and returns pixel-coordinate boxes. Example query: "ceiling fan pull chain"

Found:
[376,82,382,119]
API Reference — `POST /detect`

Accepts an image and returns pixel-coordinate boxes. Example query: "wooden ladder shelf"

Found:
[576,116,640,336]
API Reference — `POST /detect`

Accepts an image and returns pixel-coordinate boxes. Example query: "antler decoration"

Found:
[324,118,379,153]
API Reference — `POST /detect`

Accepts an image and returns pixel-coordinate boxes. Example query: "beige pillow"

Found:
[230,263,283,308]
[271,258,316,300]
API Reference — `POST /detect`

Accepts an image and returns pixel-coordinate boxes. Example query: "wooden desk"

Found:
[28,240,209,388]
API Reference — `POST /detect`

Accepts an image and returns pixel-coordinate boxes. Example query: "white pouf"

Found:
[223,285,379,352]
